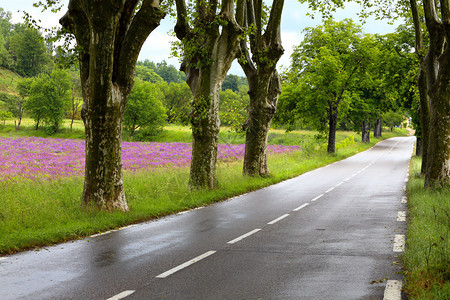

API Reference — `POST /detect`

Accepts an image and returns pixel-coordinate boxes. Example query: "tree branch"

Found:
[174,0,190,40]
[116,0,165,91]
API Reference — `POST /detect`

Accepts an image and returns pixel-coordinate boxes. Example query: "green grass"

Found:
[0,129,408,255]
[402,156,449,299]
[0,68,23,95]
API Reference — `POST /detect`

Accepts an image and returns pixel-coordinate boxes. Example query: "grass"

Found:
[402,156,450,299]
[0,127,408,255]
[0,67,22,95]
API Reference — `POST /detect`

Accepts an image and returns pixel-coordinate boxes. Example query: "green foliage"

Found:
[25,69,71,132]
[136,60,186,83]
[135,65,164,83]
[382,110,404,131]
[157,81,192,125]
[124,79,167,139]
[219,87,249,133]
[0,109,12,124]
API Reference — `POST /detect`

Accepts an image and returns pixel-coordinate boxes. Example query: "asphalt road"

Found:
[0,137,415,300]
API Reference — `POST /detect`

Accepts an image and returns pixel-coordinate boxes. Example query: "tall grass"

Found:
[402,156,449,299]
[0,132,404,255]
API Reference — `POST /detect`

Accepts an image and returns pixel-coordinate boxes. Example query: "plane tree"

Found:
[173,0,244,189]
[56,0,165,210]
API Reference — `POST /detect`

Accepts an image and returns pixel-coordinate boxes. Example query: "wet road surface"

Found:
[0,137,415,299]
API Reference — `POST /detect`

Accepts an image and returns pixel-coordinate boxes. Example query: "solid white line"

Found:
[311,194,323,202]
[0,257,7,261]
[397,211,406,222]
[393,235,405,252]
[107,290,135,300]
[383,280,402,300]
[293,203,309,212]
[324,187,334,194]
[227,229,261,244]
[267,214,290,225]
[156,251,216,278]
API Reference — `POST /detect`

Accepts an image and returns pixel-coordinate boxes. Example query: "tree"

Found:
[124,79,166,138]
[57,0,165,210]
[382,110,404,131]
[421,0,450,188]
[0,8,13,69]
[67,69,82,132]
[159,81,192,124]
[8,26,50,77]
[219,87,249,132]
[135,64,164,83]
[174,0,244,189]
[26,69,71,132]
[237,0,285,176]
[288,19,373,153]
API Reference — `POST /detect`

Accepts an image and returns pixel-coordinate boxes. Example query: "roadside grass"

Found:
[0,130,407,255]
[403,156,450,299]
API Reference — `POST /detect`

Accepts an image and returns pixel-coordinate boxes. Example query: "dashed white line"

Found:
[0,257,7,261]
[293,203,309,212]
[334,181,343,188]
[383,280,402,300]
[393,235,405,252]
[267,214,290,225]
[156,251,217,278]
[397,211,406,222]
[227,229,261,244]
[324,187,334,194]
[401,196,407,204]
[107,290,135,300]
[311,194,323,202]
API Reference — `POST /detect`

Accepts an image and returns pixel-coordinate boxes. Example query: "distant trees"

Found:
[25,69,71,132]
[124,79,166,138]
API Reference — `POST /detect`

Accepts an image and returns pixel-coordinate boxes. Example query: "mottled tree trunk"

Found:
[418,68,430,174]
[238,0,284,176]
[422,0,450,188]
[61,0,164,210]
[174,0,243,189]
[425,44,450,188]
[416,136,423,156]
[361,119,370,143]
[243,71,281,176]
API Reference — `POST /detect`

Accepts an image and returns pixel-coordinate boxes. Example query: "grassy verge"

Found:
[0,129,407,255]
[402,156,449,299]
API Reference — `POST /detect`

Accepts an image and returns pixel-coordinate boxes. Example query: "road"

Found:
[0,137,415,299]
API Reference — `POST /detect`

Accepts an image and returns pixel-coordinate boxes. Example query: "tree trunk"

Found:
[374,117,382,137]
[243,71,281,176]
[327,108,337,153]
[418,68,430,174]
[61,0,164,210]
[174,0,243,189]
[422,0,450,188]
[425,44,450,188]
[416,136,422,156]
[361,120,370,143]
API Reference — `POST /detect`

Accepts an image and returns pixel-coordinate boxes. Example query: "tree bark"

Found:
[238,0,285,176]
[361,119,371,143]
[327,107,337,153]
[174,0,243,189]
[374,117,382,137]
[422,0,450,188]
[60,0,164,210]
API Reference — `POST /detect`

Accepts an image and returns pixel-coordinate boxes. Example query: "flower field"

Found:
[0,136,300,181]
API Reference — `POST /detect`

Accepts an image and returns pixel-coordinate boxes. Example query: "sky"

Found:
[1,0,402,76]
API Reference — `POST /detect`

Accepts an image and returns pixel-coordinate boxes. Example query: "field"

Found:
[0,119,408,255]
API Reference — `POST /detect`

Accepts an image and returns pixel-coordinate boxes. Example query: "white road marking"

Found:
[107,290,135,300]
[0,257,7,261]
[293,203,309,212]
[404,178,408,183]
[267,214,290,225]
[324,187,334,194]
[401,196,407,204]
[156,251,216,278]
[383,280,402,300]
[311,194,323,202]
[90,231,113,238]
[227,229,262,244]
[334,181,343,188]
[397,211,406,222]
[393,235,405,252]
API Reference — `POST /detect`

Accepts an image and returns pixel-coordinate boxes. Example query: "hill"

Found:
[0,67,22,95]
